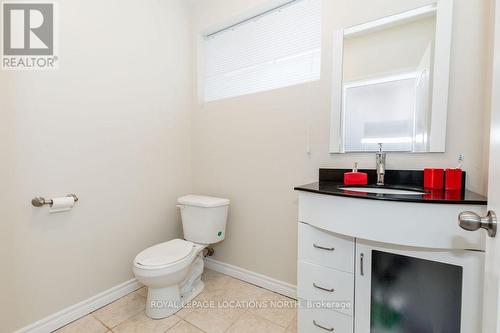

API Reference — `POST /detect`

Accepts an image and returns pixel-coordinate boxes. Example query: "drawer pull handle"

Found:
[313,282,335,292]
[313,320,334,331]
[360,253,365,276]
[313,243,335,251]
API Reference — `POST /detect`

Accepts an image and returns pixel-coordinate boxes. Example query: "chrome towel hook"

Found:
[31,194,79,207]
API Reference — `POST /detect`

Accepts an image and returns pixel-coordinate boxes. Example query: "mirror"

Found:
[330,2,453,153]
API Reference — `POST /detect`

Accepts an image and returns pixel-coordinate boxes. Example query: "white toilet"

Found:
[133,195,229,319]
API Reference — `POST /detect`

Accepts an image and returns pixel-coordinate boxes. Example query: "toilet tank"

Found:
[177,195,230,245]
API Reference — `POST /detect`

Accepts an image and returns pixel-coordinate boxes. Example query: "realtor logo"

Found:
[2,1,58,70]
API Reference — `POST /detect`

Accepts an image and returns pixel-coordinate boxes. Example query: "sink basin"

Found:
[339,186,425,195]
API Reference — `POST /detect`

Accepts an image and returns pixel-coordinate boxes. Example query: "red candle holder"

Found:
[445,168,463,191]
[424,168,444,190]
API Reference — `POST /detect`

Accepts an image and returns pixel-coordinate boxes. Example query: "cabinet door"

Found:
[354,240,484,333]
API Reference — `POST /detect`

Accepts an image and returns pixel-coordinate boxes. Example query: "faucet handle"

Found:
[377,143,383,152]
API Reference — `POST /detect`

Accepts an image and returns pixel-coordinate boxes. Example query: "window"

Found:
[202,0,322,102]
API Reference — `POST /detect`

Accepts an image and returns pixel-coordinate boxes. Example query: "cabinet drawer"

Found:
[298,261,354,316]
[298,305,353,333]
[298,222,355,273]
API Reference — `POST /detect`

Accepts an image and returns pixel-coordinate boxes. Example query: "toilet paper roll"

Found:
[49,196,75,214]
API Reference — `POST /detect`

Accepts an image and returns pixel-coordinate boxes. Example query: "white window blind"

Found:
[202,0,322,102]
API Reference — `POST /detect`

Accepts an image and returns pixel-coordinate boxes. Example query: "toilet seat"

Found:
[134,239,194,269]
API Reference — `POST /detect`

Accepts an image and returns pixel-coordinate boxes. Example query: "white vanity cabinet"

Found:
[296,191,487,333]
[297,222,355,332]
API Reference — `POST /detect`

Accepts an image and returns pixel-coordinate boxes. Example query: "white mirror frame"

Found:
[329,0,454,153]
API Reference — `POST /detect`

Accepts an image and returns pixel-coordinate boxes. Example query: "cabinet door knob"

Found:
[458,210,497,237]
[313,282,335,292]
[313,320,334,331]
[313,243,335,251]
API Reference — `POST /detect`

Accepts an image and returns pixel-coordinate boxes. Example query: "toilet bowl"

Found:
[133,195,229,319]
[133,239,206,318]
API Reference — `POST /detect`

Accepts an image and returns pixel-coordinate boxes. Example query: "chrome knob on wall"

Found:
[458,210,497,237]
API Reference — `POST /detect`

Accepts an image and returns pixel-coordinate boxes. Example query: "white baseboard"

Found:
[204,257,297,299]
[14,278,143,333]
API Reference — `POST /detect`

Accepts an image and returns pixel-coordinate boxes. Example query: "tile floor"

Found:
[55,269,297,333]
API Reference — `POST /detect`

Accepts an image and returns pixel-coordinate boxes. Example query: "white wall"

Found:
[0,0,193,331]
[343,16,436,81]
[190,0,493,285]
[0,71,17,331]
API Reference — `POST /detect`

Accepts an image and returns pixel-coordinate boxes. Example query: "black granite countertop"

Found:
[294,169,487,205]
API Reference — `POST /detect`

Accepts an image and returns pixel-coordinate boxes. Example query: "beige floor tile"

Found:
[111,312,180,333]
[286,315,297,333]
[204,270,264,300]
[226,312,285,333]
[166,321,204,333]
[174,306,194,319]
[204,276,265,304]
[226,282,266,302]
[250,290,297,327]
[202,269,227,291]
[55,314,108,333]
[178,275,264,320]
[175,289,210,319]
[202,269,223,282]
[93,291,146,328]
[136,287,148,298]
[183,306,246,333]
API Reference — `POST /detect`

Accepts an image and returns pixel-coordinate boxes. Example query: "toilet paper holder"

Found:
[31,194,79,207]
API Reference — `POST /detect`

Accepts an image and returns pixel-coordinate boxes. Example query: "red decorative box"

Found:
[424,168,444,189]
[344,172,368,185]
[445,168,463,191]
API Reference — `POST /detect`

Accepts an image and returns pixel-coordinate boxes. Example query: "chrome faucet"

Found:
[376,143,386,186]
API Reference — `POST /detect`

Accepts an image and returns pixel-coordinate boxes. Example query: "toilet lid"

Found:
[135,239,194,267]
[178,195,230,208]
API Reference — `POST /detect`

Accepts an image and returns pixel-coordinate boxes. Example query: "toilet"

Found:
[133,195,230,319]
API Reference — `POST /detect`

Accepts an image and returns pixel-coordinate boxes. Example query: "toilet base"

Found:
[145,280,204,319]
[145,253,205,319]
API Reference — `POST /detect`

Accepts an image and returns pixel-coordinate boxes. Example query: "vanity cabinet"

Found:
[298,222,355,332]
[296,191,487,333]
